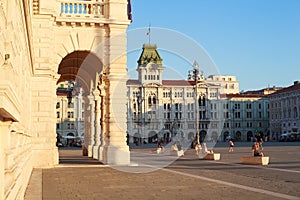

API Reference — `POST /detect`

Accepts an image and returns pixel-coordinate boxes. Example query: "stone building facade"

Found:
[126,44,271,144]
[127,44,231,145]
[56,81,84,146]
[0,0,131,199]
[206,75,239,94]
[222,94,270,142]
[269,81,300,140]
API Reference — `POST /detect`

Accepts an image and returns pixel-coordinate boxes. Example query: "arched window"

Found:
[294,107,298,118]
[148,96,152,105]
[153,96,156,104]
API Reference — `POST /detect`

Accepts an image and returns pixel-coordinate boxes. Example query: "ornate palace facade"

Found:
[126,44,271,144]
[127,44,229,145]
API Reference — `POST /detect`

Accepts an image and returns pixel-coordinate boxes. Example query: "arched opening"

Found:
[188,132,195,140]
[223,131,230,141]
[247,131,253,142]
[211,131,219,142]
[133,133,141,146]
[57,51,104,93]
[148,131,158,144]
[56,50,104,155]
[163,131,170,143]
[177,130,184,140]
[188,132,196,148]
[200,130,207,143]
[235,131,242,141]
[66,133,75,147]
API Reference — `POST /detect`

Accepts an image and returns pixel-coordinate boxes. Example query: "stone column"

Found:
[98,82,107,162]
[92,89,101,159]
[99,24,130,165]
[30,74,59,167]
[82,96,90,156]
[87,95,95,157]
[105,74,130,165]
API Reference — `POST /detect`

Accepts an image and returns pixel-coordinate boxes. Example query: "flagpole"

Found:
[147,23,151,44]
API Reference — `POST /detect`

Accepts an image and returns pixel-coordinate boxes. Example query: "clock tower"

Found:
[137,44,164,85]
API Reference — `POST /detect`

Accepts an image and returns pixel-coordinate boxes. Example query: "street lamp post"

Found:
[136,89,144,145]
[60,97,66,146]
[232,108,235,140]
[61,97,63,135]
[188,61,200,144]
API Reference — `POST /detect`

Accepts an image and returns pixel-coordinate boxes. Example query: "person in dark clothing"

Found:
[256,133,264,150]
[252,142,264,157]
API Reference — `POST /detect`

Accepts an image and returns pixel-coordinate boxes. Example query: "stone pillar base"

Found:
[88,145,94,157]
[82,146,88,156]
[99,145,130,165]
[92,145,100,159]
[31,146,59,167]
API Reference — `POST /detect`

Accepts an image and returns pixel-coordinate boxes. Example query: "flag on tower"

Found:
[147,24,151,35]
[146,24,151,44]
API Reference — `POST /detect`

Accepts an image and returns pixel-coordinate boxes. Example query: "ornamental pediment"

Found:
[143,82,161,87]
[196,83,208,88]
[196,82,221,88]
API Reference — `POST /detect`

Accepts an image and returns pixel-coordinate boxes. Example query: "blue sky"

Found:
[127,0,300,91]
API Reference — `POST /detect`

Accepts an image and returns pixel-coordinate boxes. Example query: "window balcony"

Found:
[60,1,104,17]
[56,0,106,24]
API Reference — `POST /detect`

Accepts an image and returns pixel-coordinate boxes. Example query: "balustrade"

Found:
[60,1,104,18]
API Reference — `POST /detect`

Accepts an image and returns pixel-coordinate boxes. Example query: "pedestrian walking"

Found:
[229,139,234,152]
[195,142,201,156]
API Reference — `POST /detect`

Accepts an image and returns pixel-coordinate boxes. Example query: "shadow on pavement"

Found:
[59,149,103,165]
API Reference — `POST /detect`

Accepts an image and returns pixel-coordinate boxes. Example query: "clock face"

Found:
[147,63,157,71]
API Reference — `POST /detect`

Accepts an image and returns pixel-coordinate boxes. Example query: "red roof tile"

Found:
[126,79,195,86]
[221,93,267,98]
[126,80,140,85]
[127,79,194,86]
[162,80,194,86]
[269,82,300,96]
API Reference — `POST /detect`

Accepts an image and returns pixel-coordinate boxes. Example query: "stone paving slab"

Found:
[41,166,286,200]
[24,168,42,200]
[24,145,300,200]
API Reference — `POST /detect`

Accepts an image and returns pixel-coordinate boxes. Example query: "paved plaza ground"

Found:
[25,142,300,200]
